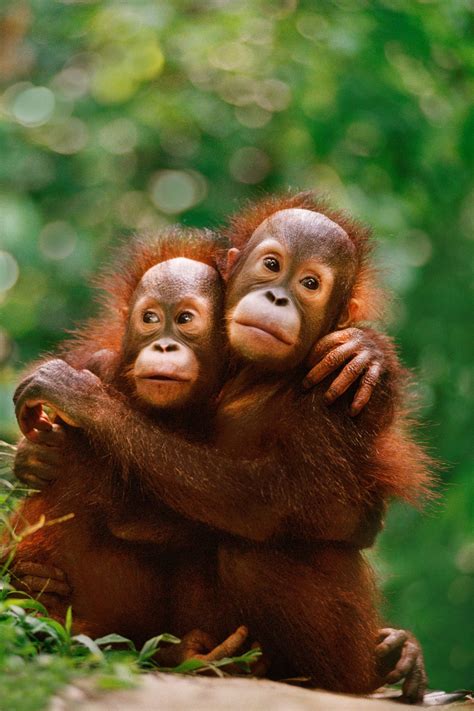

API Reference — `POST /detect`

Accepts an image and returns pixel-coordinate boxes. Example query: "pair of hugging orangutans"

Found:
[8,192,433,701]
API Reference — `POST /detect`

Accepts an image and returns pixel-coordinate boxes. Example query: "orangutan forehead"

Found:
[250,208,355,265]
[135,258,219,301]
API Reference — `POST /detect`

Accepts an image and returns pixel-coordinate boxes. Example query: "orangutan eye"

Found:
[177,311,194,324]
[143,311,160,324]
[300,276,320,291]
[263,257,280,272]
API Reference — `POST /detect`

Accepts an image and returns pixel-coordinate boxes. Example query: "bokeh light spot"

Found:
[39,222,77,260]
[235,105,272,129]
[12,87,55,127]
[209,42,254,72]
[149,170,206,214]
[0,251,19,292]
[345,120,382,157]
[160,129,200,159]
[99,118,138,154]
[53,67,91,100]
[455,542,474,574]
[241,19,273,46]
[218,75,256,107]
[44,118,89,155]
[229,147,271,184]
[129,42,165,81]
[92,67,137,105]
[296,13,329,41]
[447,576,473,605]
[117,191,151,228]
[402,230,433,267]
[256,79,291,112]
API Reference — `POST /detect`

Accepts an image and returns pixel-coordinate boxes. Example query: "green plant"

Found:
[0,579,260,711]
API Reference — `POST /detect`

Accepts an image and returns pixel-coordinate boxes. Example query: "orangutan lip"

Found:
[235,320,294,346]
[137,374,190,383]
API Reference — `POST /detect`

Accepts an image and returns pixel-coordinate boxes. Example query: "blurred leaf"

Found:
[72,634,103,659]
[95,633,136,651]
[138,633,180,662]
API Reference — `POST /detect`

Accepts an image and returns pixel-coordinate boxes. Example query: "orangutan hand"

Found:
[14,359,103,441]
[9,560,71,613]
[304,327,385,416]
[14,427,67,489]
[376,627,427,704]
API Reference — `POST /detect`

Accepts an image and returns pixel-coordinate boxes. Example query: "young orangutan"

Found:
[7,228,249,656]
[13,194,431,700]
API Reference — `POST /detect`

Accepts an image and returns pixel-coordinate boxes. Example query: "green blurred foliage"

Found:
[0,0,472,690]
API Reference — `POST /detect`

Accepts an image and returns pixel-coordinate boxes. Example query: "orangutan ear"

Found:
[119,305,129,323]
[337,298,360,328]
[224,248,241,280]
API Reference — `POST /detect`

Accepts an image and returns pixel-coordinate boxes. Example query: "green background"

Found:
[0,0,472,690]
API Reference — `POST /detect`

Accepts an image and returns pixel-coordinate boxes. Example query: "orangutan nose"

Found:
[265,290,290,307]
[153,339,180,353]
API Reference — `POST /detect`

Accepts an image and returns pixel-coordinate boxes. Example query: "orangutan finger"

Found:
[15,575,71,597]
[12,561,67,581]
[350,362,382,416]
[28,593,62,612]
[376,627,408,657]
[15,452,60,478]
[402,657,427,703]
[14,466,58,487]
[183,629,217,656]
[21,448,61,468]
[34,424,67,447]
[304,342,362,388]
[376,627,396,645]
[309,328,360,364]
[324,351,372,403]
[201,625,248,661]
[384,640,420,684]
[30,450,63,470]
[12,466,42,488]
